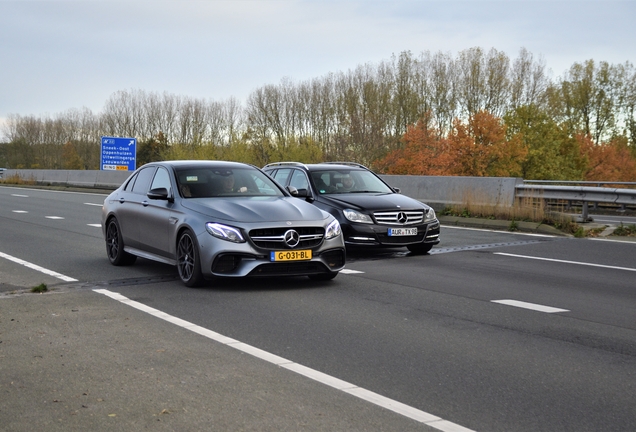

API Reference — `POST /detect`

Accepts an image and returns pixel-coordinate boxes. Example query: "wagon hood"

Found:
[320,192,429,212]
[181,196,329,223]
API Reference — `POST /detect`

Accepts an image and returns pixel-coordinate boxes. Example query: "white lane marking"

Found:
[84,202,103,207]
[589,237,636,244]
[93,288,475,432]
[11,194,29,197]
[45,216,64,220]
[491,299,569,313]
[340,268,364,274]
[87,224,102,228]
[4,186,107,197]
[12,210,28,213]
[495,252,636,272]
[443,225,557,238]
[0,252,78,282]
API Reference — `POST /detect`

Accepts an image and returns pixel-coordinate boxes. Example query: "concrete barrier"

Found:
[2,169,131,189]
[380,174,523,210]
[1,169,521,208]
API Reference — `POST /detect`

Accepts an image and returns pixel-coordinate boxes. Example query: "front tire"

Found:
[177,229,205,287]
[308,271,338,281]
[105,217,137,266]
[407,243,433,255]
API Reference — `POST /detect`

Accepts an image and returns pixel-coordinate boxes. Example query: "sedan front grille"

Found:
[373,210,424,225]
[249,227,325,249]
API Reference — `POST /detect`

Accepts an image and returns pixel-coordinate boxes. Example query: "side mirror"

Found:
[392,186,401,193]
[287,185,299,196]
[286,186,314,202]
[147,187,172,202]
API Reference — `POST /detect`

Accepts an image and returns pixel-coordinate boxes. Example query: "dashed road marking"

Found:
[495,252,636,272]
[491,299,569,313]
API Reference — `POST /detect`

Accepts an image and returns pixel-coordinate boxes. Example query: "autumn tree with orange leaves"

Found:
[374,112,454,175]
[578,135,636,182]
[447,111,527,177]
[377,111,527,177]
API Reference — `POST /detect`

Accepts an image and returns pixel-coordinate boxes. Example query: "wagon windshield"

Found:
[310,169,393,195]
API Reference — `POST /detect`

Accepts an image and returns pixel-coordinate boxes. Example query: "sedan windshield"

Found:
[176,166,285,198]
[310,169,394,195]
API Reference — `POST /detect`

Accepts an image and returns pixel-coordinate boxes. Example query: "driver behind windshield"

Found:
[338,174,355,192]
[219,172,247,193]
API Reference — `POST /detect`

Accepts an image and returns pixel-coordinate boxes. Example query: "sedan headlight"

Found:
[424,207,437,222]
[205,223,245,243]
[325,219,342,240]
[343,209,373,224]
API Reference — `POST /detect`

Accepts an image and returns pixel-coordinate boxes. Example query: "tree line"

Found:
[1,47,635,181]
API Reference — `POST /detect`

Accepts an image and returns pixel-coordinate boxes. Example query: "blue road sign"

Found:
[101,136,137,171]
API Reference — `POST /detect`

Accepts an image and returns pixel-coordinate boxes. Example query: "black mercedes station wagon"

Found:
[263,162,440,254]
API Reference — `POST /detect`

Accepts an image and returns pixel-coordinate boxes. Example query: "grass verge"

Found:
[613,223,636,237]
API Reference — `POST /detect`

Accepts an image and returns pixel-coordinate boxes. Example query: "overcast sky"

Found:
[1,0,634,131]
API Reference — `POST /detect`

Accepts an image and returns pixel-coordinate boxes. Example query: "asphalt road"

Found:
[1,186,635,432]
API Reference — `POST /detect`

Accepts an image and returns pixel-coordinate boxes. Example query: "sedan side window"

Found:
[123,172,138,192]
[131,167,156,195]
[150,167,172,195]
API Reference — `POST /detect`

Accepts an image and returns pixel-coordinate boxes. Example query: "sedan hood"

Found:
[320,193,429,211]
[181,196,329,223]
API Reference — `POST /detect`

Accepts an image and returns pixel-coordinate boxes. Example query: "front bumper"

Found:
[343,220,441,248]
[196,230,346,278]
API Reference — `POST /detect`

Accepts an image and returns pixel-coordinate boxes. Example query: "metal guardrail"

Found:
[516,184,636,221]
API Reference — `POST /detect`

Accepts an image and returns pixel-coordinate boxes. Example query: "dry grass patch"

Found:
[442,195,582,235]
[0,173,37,185]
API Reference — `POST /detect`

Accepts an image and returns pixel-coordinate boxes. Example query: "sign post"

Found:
[101,136,137,171]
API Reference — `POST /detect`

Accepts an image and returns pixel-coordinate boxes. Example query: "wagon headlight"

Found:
[424,207,437,222]
[206,223,245,243]
[343,209,373,224]
[325,219,342,240]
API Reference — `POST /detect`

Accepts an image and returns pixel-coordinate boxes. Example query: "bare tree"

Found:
[510,48,549,110]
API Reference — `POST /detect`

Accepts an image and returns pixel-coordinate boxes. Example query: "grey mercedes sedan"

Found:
[101,160,345,287]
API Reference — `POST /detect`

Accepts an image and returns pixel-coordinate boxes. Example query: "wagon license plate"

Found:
[388,227,418,236]
[270,250,312,262]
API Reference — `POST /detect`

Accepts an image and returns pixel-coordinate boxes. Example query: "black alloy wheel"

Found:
[105,218,137,266]
[177,230,204,287]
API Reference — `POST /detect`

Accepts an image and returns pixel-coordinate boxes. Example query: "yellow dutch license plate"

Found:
[270,250,312,262]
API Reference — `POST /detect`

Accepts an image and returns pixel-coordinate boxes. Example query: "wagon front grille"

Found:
[373,210,424,225]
